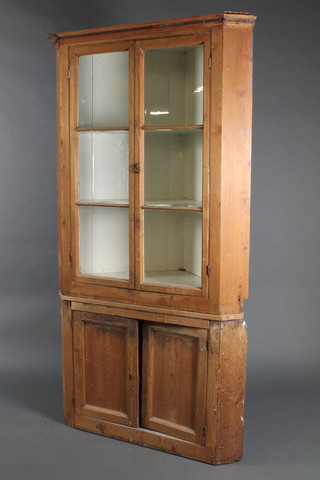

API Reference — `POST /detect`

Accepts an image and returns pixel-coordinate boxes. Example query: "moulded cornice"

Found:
[47,12,256,46]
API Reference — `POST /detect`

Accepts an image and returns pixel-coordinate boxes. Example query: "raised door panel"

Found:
[142,323,208,445]
[73,312,139,427]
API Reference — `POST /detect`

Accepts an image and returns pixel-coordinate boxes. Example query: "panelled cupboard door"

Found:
[73,312,139,427]
[142,323,208,445]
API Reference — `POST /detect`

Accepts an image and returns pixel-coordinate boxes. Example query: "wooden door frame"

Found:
[68,41,135,291]
[134,33,211,299]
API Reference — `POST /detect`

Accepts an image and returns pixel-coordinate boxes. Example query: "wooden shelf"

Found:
[77,200,129,208]
[76,127,129,132]
[80,270,129,280]
[144,269,201,288]
[142,125,202,131]
[142,200,202,212]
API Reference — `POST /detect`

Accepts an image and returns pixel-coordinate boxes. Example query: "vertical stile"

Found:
[128,41,136,289]
[134,42,144,290]
[56,44,72,292]
[69,49,79,281]
[201,34,211,299]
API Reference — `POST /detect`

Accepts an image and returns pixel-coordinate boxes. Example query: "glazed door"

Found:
[69,42,135,289]
[141,323,208,445]
[73,311,139,427]
[135,34,210,298]
[68,34,210,300]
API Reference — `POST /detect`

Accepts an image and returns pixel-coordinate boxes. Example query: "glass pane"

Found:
[79,131,129,204]
[144,130,202,207]
[79,51,129,127]
[144,210,202,287]
[79,206,129,279]
[144,45,203,126]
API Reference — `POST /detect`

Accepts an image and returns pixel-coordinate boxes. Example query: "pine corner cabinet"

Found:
[48,11,256,465]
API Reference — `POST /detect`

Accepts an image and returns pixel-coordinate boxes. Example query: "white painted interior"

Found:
[186,46,204,125]
[77,46,204,287]
[79,206,129,279]
[144,130,202,206]
[79,131,129,203]
[78,51,129,127]
[144,210,202,287]
[144,45,203,126]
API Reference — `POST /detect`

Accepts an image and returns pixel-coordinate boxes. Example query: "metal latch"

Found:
[132,163,140,173]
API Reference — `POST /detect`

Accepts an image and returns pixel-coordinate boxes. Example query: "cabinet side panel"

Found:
[56,45,72,293]
[214,320,247,464]
[219,23,254,311]
[61,300,75,426]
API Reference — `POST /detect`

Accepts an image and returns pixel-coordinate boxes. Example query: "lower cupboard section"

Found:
[62,301,247,465]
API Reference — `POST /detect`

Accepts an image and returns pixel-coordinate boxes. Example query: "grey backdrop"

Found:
[0,0,319,478]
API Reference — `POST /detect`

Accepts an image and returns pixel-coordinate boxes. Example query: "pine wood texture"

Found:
[56,45,72,294]
[61,300,75,426]
[52,12,255,465]
[218,23,254,311]
[63,294,244,322]
[142,323,207,445]
[73,311,139,426]
[48,12,255,46]
[61,302,248,464]
[210,20,254,314]
[74,414,209,463]
[209,320,248,464]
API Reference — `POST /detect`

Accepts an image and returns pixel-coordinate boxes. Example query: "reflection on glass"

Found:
[79,51,129,127]
[144,45,203,126]
[144,130,202,207]
[79,131,129,204]
[79,206,129,279]
[144,210,202,287]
